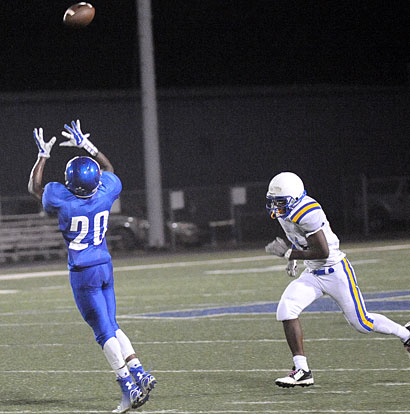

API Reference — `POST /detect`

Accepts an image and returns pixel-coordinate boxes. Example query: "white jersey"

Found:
[277,195,345,270]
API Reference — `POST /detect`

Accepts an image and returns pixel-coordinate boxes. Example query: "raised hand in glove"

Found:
[60,119,98,156]
[33,128,56,158]
[286,260,298,277]
[265,236,292,259]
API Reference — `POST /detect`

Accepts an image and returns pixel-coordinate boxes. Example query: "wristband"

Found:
[284,249,292,260]
[84,141,98,156]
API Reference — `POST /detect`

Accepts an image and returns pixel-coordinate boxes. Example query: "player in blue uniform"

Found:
[28,120,156,413]
[265,172,410,387]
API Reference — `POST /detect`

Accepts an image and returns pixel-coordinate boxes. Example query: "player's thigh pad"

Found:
[276,270,323,321]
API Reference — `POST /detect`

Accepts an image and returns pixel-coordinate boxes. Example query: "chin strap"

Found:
[291,190,307,209]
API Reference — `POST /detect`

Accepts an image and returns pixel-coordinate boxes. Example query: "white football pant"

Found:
[277,257,409,340]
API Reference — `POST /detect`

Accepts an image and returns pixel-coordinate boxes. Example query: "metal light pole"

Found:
[136,0,165,247]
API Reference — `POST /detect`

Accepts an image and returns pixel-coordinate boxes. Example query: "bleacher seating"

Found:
[0,213,66,263]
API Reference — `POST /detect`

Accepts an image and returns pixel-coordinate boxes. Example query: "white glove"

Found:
[60,119,98,156]
[33,127,56,158]
[265,237,292,258]
[286,260,298,277]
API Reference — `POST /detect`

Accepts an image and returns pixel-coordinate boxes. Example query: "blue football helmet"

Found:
[65,156,101,198]
[266,172,306,219]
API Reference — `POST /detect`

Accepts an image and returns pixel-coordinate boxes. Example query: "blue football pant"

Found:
[70,262,119,347]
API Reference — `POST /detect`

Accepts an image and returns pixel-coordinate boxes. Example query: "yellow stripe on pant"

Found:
[341,257,374,331]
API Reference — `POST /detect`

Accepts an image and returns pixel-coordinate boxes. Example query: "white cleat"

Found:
[112,393,132,414]
[275,368,314,388]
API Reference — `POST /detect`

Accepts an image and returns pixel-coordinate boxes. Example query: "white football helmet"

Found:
[266,172,306,218]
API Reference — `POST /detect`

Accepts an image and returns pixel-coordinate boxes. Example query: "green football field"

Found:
[0,239,409,413]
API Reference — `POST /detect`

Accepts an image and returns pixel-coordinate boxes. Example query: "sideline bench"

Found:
[0,214,66,263]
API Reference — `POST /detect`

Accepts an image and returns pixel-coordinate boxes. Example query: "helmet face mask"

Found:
[65,156,101,198]
[266,195,291,216]
[266,172,306,218]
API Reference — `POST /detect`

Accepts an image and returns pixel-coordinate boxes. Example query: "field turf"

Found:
[0,239,409,413]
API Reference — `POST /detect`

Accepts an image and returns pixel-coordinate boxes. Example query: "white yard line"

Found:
[0,367,409,374]
[0,411,408,414]
[0,269,68,281]
[0,411,407,414]
[0,337,399,347]
[205,259,380,275]
[0,244,409,281]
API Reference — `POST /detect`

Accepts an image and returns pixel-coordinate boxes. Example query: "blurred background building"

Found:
[1,1,410,260]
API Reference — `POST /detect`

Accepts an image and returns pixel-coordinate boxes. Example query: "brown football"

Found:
[63,3,95,28]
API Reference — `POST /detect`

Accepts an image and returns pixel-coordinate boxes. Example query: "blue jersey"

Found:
[42,171,122,270]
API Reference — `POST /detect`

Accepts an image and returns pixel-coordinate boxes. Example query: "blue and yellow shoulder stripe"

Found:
[289,201,321,224]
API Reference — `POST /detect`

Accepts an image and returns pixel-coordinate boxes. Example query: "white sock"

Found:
[293,355,309,372]
[116,365,131,379]
[127,357,143,371]
[115,329,136,359]
[103,337,130,378]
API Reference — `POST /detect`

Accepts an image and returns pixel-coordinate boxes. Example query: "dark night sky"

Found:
[1,0,410,91]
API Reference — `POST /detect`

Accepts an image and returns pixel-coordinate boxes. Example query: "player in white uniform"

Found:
[265,172,410,387]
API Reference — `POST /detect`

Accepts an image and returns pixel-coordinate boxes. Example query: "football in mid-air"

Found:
[63,3,95,28]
